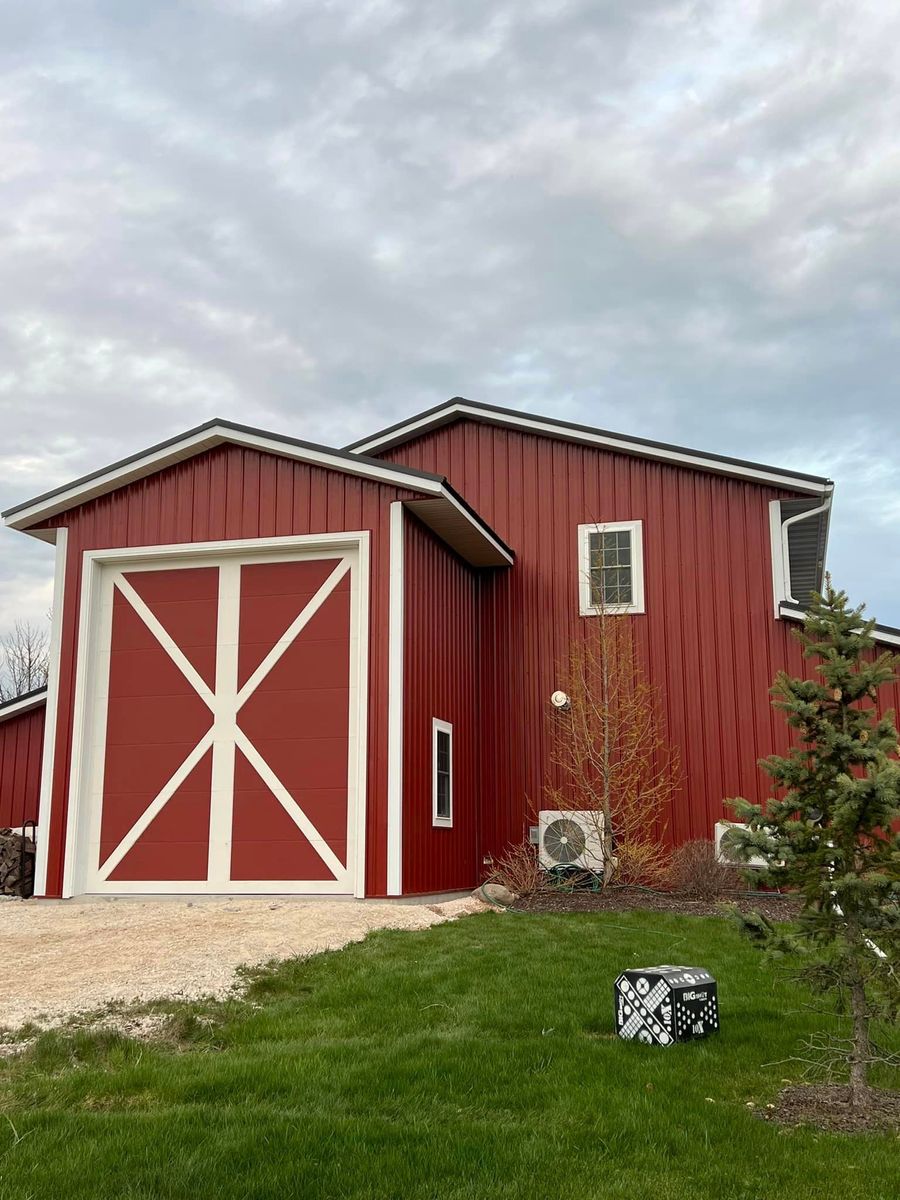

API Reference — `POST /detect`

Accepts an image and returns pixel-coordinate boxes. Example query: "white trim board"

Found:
[31,529,68,896]
[349,400,832,496]
[386,502,404,895]
[62,531,370,898]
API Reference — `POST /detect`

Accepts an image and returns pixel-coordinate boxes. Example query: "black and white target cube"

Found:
[614,965,718,1046]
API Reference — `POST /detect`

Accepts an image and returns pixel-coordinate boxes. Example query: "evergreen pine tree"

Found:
[729,579,900,1107]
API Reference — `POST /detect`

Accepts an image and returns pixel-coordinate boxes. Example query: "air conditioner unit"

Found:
[538,810,605,872]
[714,821,768,869]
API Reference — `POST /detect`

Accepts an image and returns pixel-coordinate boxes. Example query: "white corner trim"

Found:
[768,500,787,619]
[32,528,67,897]
[578,520,645,616]
[432,717,453,828]
[386,502,404,894]
[351,401,831,495]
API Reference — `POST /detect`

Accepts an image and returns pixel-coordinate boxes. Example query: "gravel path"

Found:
[0,895,484,1030]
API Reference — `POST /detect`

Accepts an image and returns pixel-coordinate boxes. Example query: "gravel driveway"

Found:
[0,895,483,1030]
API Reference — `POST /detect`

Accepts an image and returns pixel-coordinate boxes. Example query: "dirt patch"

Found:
[0,896,485,1032]
[762,1084,900,1133]
[514,886,801,921]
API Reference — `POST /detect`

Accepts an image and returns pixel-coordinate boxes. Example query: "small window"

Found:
[432,719,453,827]
[578,520,645,616]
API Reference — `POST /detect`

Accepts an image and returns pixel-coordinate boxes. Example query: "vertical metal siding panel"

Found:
[380,420,890,859]
[0,706,46,829]
[402,514,479,892]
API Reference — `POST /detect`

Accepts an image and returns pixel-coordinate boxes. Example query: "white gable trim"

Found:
[2,425,439,530]
[351,401,831,496]
[3,421,512,568]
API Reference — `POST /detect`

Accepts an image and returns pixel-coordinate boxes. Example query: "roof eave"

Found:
[778,602,900,650]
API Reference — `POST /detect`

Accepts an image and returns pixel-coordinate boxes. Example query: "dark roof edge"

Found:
[441,479,515,561]
[1,417,446,522]
[347,396,833,489]
[0,685,48,718]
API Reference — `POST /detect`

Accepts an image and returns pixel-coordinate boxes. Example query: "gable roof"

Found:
[0,686,47,724]
[347,397,833,497]
[2,418,513,568]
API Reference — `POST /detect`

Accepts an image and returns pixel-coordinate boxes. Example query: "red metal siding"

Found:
[0,704,45,829]
[379,420,900,860]
[37,444,418,897]
[402,515,480,893]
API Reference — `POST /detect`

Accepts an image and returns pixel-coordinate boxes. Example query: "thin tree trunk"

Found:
[848,969,870,1108]
[600,641,614,888]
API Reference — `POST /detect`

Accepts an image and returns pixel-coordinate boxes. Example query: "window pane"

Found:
[435,728,451,820]
[436,773,450,818]
[437,731,450,772]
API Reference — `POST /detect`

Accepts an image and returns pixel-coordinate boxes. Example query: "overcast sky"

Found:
[1,0,898,636]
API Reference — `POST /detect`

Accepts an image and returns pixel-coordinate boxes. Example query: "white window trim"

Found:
[432,718,453,828]
[578,520,645,616]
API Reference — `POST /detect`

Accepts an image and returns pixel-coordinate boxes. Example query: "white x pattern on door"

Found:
[95,556,352,887]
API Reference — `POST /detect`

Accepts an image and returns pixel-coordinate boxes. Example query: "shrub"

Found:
[613,838,672,888]
[487,841,546,897]
[668,839,743,900]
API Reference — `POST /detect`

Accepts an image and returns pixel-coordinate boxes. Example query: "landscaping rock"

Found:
[477,882,518,907]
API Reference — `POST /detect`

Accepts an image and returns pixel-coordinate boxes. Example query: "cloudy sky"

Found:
[1,0,899,635]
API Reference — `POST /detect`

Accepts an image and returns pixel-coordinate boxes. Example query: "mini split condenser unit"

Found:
[537,810,605,872]
[714,820,768,869]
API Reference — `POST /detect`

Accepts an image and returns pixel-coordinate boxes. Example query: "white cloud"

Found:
[0,0,898,631]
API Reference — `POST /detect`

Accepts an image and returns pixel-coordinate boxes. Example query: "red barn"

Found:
[1,398,898,899]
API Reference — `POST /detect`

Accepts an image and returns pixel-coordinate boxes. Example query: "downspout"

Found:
[776,487,833,607]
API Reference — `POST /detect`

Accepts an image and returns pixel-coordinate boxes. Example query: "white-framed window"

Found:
[432,718,453,827]
[578,520,645,616]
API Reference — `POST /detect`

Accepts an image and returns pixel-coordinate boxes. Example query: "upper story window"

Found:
[578,520,645,616]
[432,718,453,827]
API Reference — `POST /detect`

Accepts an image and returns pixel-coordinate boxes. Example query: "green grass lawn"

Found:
[1,909,897,1200]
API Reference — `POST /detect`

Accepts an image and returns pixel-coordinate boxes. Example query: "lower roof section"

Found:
[0,687,47,724]
[2,419,513,569]
[779,601,900,649]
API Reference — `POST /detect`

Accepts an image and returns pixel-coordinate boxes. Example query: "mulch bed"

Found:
[513,886,802,921]
[762,1084,900,1133]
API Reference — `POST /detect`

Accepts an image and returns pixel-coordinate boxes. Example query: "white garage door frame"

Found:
[63,532,370,899]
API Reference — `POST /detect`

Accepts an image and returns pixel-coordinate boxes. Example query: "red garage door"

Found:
[76,548,362,895]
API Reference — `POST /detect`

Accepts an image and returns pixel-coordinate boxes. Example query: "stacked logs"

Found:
[0,828,35,897]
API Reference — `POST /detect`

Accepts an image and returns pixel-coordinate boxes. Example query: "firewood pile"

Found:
[0,828,35,897]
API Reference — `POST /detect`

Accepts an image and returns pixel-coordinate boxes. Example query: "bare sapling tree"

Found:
[547,608,680,888]
[0,619,50,702]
